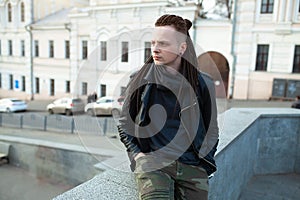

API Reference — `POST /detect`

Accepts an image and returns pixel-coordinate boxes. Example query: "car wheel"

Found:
[48,109,54,114]
[87,109,95,116]
[111,109,120,117]
[66,109,72,116]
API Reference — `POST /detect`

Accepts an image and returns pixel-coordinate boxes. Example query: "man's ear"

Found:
[179,42,187,54]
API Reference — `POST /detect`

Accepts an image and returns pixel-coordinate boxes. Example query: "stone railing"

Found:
[54,108,300,200]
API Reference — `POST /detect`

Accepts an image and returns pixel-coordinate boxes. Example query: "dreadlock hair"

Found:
[126,14,200,114]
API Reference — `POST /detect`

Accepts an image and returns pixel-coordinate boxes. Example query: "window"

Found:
[82,40,88,59]
[0,73,2,88]
[82,82,88,95]
[100,84,106,97]
[22,76,25,92]
[49,40,54,58]
[35,77,40,94]
[66,80,70,93]
[121,42,129,62]
[50,79,55,96]
[21,40,25,56]
[7,3,12,22]
[8,40,13,56]
[261,0,274,14]
[9,74,13,90]
[65,40,70,59]
[255,44,269,71]
[144,42,151,62]
[20,2,25,22]
[293,45,300,73]
[34,40,39,57]
[100,41,107,61]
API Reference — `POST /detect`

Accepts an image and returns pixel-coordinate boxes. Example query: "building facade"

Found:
[232,0,300,99]
[0,0,300,100]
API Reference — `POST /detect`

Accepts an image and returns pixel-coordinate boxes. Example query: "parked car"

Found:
[0,98,27,113]
[84,96,124,116]
[47,97,85,115]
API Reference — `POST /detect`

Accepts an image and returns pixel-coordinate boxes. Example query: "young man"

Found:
[118,14,219,199]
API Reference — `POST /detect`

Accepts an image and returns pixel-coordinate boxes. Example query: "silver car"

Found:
[84,96,124,116]
[47,98,85,115]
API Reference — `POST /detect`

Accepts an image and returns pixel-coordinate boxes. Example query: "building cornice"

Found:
[68,2,169,18]
[93,2,169,10]
[30,25,68,31]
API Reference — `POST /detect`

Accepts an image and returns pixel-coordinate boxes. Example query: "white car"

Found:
[84,96,124,116]
[0,98,27,113]
[47,97,85,115]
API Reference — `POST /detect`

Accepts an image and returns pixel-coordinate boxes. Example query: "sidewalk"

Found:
[0,126,125,200]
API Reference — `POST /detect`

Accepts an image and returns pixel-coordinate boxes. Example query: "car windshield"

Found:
[97,98,113,103]
[72,99,82,103]
[11,100,23,103]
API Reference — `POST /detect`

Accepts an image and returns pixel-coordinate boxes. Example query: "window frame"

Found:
[255,44,269,71]
[34,40,39,57]
[20,2,25,22]
[293,45,300,73]
[121,41,129,62]
[65,40,70,59]
[100,41,107,61]
[144,41,151,62]
[9,74,13,90]
[49,40,54,58]
[82,40,88,60]
[50,79,55,96]
[100,84,106,97]
[22,76,25,92]
[260,0,274,14]
[66,80,70,93]
[8,40,13,56]
[7,3,12,22]
[21,40,25,57]
[35,77,40,94]
[82,82,88,95]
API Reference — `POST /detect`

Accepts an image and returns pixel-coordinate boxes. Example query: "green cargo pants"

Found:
[135,156,209,200]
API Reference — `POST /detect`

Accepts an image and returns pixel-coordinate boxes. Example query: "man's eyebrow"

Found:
[151,40,170,43]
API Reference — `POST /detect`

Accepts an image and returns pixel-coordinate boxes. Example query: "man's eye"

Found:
[159,42,167,46]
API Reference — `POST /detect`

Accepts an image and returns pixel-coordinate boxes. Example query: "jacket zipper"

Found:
[179,101,217,169]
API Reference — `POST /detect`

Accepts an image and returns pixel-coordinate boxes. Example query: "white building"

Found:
[0,0,299,100]
[232,0,300,99]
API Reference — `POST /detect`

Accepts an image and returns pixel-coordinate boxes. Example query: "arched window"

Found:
[7,3,12,22]
[20,2,25,22]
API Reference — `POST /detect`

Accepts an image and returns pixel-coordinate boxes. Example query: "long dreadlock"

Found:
[127,14,200,114]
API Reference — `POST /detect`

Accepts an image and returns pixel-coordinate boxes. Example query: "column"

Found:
[285,0,294,22]
[278,0,286,22]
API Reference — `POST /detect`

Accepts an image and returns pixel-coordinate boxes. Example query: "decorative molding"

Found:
[0,0,8,6]
[274,22,292,35]
[10,0,19,6]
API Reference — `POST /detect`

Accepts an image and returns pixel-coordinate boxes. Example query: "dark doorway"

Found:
[198,51,230,98]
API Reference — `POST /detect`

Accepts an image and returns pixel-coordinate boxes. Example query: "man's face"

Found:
[151,26,186,67]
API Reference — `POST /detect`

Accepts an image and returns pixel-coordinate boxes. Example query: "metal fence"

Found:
[0,113,118,136]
